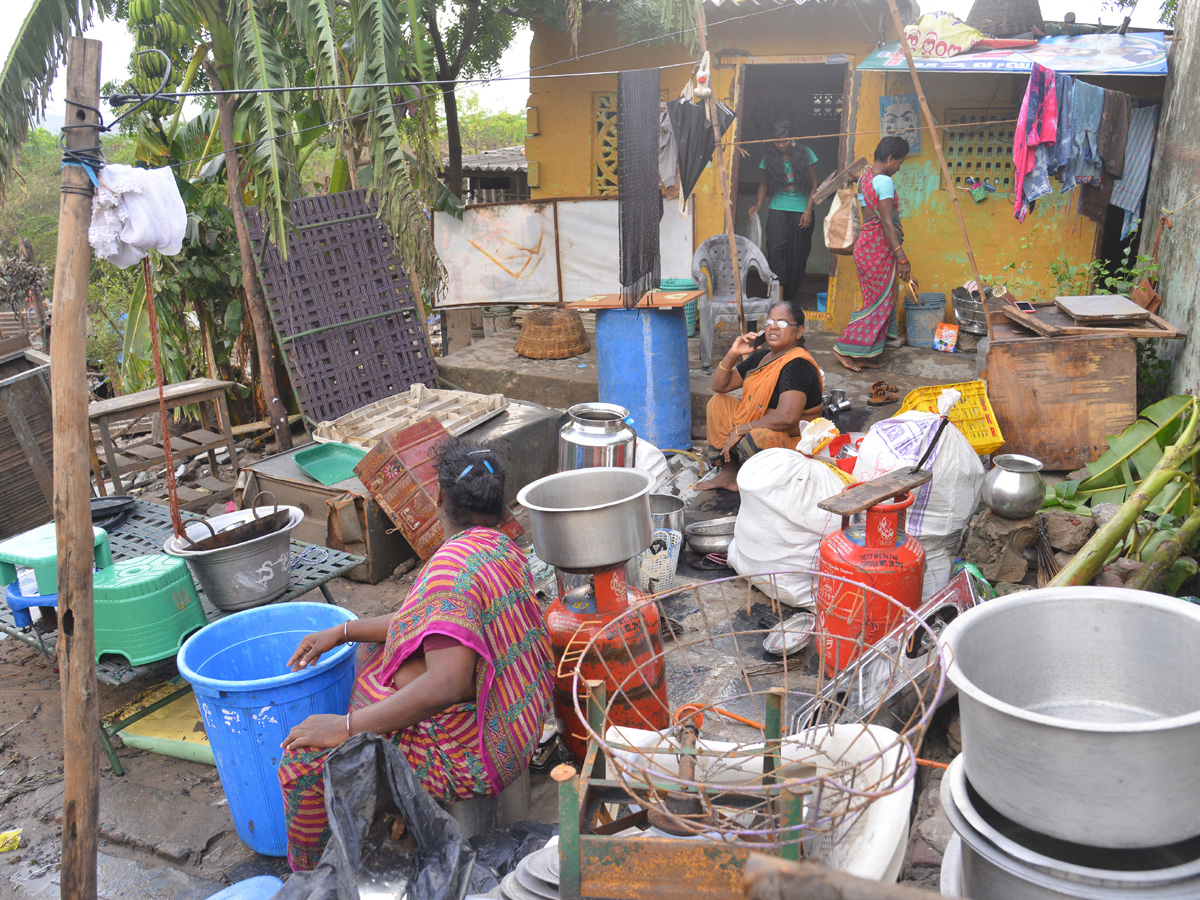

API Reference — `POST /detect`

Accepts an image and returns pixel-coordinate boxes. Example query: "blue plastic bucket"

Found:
[178,602,357,856]
[817,292,828,313]
[595,307,692,451]
[903,292,947,349]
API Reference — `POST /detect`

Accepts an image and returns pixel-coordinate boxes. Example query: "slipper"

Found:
[886,336,907,349]
[871,380,900,394]
[868,388,899,407]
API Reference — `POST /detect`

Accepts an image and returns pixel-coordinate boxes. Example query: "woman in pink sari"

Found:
[833,137,912,373]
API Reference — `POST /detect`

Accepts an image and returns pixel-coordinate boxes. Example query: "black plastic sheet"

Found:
[273,734,493,900]
[470,822,558,881]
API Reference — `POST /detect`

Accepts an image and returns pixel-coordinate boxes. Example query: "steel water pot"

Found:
[557,403,637,471]
[981,454,1046,519]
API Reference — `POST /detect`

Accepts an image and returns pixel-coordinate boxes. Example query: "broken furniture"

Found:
[88,377,240,494]
[239,398,561,583]
[691,235,781,370]
[0,500,363,775]
[0,337,53,540]
[998,297,1184,339]
[246,190,436,425]
[984,300,1143,470]
[311,383,508,447]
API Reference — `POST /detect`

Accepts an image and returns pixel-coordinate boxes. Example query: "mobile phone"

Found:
[1014,301,1037,313]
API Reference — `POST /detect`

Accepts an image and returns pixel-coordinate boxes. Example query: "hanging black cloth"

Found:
[668,97,737,203]
[618,68,662,309]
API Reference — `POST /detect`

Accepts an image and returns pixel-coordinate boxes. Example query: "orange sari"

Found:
[705,346,824,451]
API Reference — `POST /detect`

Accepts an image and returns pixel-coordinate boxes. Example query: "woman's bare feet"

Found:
[833,350,862,373]
[695,464,740,492]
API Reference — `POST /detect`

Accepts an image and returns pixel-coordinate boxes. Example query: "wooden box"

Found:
[984,327,1136,471]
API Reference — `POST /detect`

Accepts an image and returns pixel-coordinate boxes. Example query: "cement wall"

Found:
[1141,3,1200,397]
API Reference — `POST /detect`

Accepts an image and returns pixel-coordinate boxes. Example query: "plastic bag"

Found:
[903,13,983,58]
[746,209,764,250]
[274,734,495,900]
[727,448,851,608]
[470,823,558,881]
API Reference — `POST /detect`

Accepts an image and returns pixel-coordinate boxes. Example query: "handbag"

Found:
[824,183,860,255]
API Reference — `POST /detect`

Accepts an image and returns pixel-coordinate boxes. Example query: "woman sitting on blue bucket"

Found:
[278,439,554,871]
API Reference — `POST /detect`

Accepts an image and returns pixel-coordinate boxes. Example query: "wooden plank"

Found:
[196,475,232,492]
[0,382,54,508]
[985,334,1136,470]
[809,156,868,207]
[565,290,703,310]
[182,429,225,446]
[1001,306,1062,336]
[817,469,933,517]
[124,444,166,462]
[1054,294,1150,323]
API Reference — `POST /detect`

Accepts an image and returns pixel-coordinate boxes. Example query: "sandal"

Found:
[871,380,900,394]
[868,388,899,407]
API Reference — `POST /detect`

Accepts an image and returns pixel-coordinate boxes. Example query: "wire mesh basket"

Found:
[636,528,683,594]
[569,571,947,865]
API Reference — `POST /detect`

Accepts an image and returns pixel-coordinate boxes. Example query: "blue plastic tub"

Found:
[595,306,692,451]
[178,602,357,856]
[903,292,947,349]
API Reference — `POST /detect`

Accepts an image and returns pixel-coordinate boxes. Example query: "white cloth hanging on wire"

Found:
[88,163,186,268]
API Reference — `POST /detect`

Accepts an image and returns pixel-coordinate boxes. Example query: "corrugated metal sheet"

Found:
[452,146,527,174]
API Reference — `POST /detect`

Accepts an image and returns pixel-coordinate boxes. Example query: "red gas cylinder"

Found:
[816,489,925,673]
[545,565,670,762]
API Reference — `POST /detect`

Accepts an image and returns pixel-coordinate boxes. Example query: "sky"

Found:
[0,0,1172,126]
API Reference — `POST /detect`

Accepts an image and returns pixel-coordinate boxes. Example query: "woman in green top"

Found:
[748,120,819,304]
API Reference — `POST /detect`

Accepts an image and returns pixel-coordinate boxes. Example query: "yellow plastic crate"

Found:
[897,381,1005,456]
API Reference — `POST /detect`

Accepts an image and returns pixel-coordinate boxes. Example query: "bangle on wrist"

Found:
[347,711,353,738]
[343,620,349,644]
[718,361,732,372]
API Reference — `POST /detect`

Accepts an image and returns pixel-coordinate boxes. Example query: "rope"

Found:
[140,258,186,540]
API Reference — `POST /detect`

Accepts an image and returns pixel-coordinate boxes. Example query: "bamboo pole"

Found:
[1126,505,1200,593]
[693,1,746,334]
[1053,400,1200,587]
[882,0,985,295]
[51,36,103,900]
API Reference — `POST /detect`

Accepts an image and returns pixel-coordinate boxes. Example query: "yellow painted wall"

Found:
[526,10,1163,332]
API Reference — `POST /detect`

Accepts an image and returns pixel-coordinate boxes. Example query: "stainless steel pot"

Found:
[557,403,637,471]
[683,517,736,555]
[942,587,1200,849]
[516,468,653,574]
[942,756,1200,899]
[982,454,1047,519]
[649,493,685,533]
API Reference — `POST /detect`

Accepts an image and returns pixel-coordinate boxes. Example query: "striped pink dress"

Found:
[278,527,553,870]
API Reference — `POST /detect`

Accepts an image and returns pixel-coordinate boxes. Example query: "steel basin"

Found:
[942,587,1200,849]
[683,516,736,555]
[517,468,652,574]
[942,756,1200,899]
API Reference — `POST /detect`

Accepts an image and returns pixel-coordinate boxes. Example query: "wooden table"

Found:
[89,378,240,494]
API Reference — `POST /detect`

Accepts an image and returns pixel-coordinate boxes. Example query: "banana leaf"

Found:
[1071,395,1196,510]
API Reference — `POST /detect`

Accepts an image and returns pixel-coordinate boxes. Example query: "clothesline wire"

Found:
[99,1,800,105]
[731,117,1020,149]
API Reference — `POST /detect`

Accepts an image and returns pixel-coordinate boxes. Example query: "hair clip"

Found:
[456,464,473,482]
[483,460,494,473]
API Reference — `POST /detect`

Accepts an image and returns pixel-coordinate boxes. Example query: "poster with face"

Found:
[880,94,921,156]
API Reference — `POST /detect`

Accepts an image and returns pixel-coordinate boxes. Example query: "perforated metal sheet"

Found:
[246,190,436,425]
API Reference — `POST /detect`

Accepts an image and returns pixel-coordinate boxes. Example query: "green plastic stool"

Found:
[0,523,113,595]
[94,555,209,665]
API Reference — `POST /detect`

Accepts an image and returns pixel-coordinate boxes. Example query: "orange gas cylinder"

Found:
[545,566,670,762]
[816,489,925,673]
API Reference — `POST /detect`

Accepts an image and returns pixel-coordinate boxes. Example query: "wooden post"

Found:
[883,0,985,295]
[17,237,50,347]
[693,1,746,333]
[51,36,103,900]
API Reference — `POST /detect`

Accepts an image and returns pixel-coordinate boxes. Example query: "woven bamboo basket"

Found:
[513,307,590,359]
[965,0,1044,36]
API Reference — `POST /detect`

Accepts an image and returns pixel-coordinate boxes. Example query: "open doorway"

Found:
[732,61,849,314]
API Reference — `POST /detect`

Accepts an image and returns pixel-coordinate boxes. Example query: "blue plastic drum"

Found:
[178,602,357,856]
[596,307,692,451]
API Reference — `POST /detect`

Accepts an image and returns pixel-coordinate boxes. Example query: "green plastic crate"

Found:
[660,278,699,337]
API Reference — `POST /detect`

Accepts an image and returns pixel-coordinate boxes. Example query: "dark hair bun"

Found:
[434,440,506,525]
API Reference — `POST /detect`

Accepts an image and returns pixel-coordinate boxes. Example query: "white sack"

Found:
[634,438,671,492]
[89,164,186,268]
[727,449,849,608]
[852,411,983,597]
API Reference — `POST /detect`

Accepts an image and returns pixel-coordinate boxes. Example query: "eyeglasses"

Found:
[763,318,798,329]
